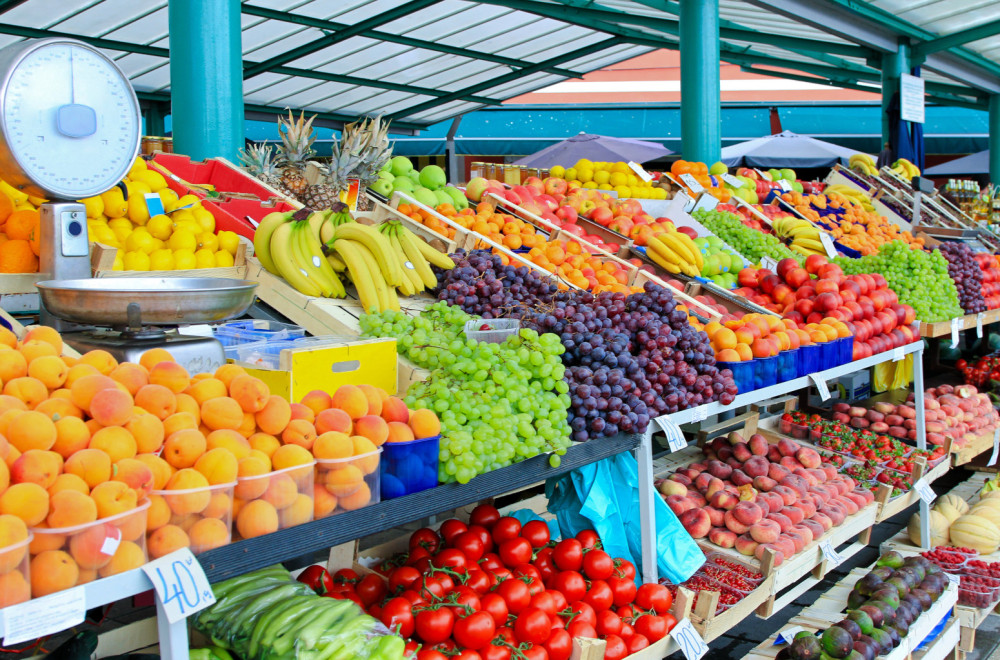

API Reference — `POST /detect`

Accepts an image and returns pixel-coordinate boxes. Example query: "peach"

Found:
[704,506,725,527]
[148,361,190,394]
[98,540,145,577]
[791,524,814,545]
[0,482,49,525]
[331,384,368,420]
[704,478,727,500]
[811,512,834,531]
[135,453,173,490]
[185,377,228,406]
[753,476,777,492]
[65,448,112,488]
[732,443,752,463]
[772,536,796,558]
[657,480,687,498]
[380,397,409,424]
[162,428,207,469]
[687,491,707,508]
[724,510,751,535]
[113,458,155,499]
[780,506,804,525]
[704,460,732,480]
[299,390,331,416]
[709,491,739,511]
[52,416,91,458]
[281,419,317,450]
[408,408,440,439]
[665,495,695,516]
[743,456,769,478]
[47,490,98,528]
[255,395,291,435]
[732,501,764,526]
[6,410,56,452]
[134,384,177,420]
[354,415,389,446]
[357,384,385,415]
[31,551,79,597]
[735,534,759,557]
[188,517,228,553]
[272,444,313,471]
[206,429,251,460]
[748,434,769,456]
[749,519,781,544]
[772,485,798,506]
[387,421,415,443]
[796,447,821,469]
[730,469,752,487]
[236,499,279,539]
[164,469,211,514]
[11,449,62,489]
[693,472,714,493]
[213,363,246,388]
[148,524,190,559]
[89,425,137,462]
[708,527,738,549]
[768,463,790,482]
[755,544,784,567]
[91,480,138,518]
[767,445,782,462]
[800,518,825,539]
[315,408,352,436]
[766,512,793,533]
[48,473,89,497]
[679,508,711,539]
[248,433,280,458]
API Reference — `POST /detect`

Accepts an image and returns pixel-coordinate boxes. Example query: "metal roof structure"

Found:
[0,0,998,132]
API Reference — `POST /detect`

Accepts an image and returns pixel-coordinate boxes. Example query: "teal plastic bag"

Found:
[546,452,704,585]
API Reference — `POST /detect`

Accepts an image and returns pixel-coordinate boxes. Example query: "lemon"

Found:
[88,217,108,229]
[123,250,151,271]
[100,187,127,218]
[597,183,613,191]
[574,159,593,171]
[171,209,195,225]
[111,224,132,242]
[125,228,156,254]
[158,188,178,209]
[79,195,105,218]
[564,168,577,181]
[108,217,132,232]
[614,185,632,198]
[172,194,201,211]
[94,227,119,246]
[217,231,240,256]
[129,180,152,195]
[593,170,610,185]
[611,162,629,174]
[193,208,215,234]
[149,248,175,271]
[173,249,196,270]
[168,228,197,252]
[132,170,168,191]
[214,250,235,267]
[147,214,173,240]
[197,232,219,252]
[627,174,639,187]
[150,237,165,250]
[112,254,124,271]
[128,157,147,178]
[582,181,598,189]
[609,172,628,187]
[549,165,566,178]
[577,169,594,183]
[194,248,216,269]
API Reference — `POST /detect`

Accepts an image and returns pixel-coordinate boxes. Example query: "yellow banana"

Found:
[332,238,380,313]
[352,239,391,311]
[656,233,697,268]
[300,219,346,297]
[396,226,438,289]
[648,250,682,274]
[334,222,403,287]
[253,211,292,275]
[327,253,347,273]
[648,236,685,266]
[292,221,338,297]
[794,237,826,252]
[389,232,424,295]
[270,221,324,297]
[0,180,28,205]
[407,228,456,270]
[676,233,703,270]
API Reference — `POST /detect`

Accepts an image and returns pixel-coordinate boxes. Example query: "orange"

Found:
[0,240,37,273]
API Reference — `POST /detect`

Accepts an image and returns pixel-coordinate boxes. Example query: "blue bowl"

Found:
[799,344,821,377]
[753,356,778,389]
[380,435,440,499]
[717,360,753,394]
[777,349,798,383]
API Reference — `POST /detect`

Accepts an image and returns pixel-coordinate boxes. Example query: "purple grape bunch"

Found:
[936,243,986,314]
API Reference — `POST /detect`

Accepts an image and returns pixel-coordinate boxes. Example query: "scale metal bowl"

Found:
[35,278,258,328]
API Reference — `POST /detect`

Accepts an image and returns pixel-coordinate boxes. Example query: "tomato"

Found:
[583,580,613,612]
[583,550,614,581]
[470,504,501,529]
[576,529,601,550]
[523,575,544,596]
[297,565,334,595]
[482,644,511,660]
[450,585,483,615]
[433,548,469,572]
[495,577,531,613]
[419,576,448,600]
[407,545,432,565]
[453,610,497,649]
[415,607,455,644]
[328,591,364,606]
[495,627,516,645]
[566,621,597,639]
[480,592,509,627]
[523,645,549,660]
[552,571,587,604]
[456,651,483,660]
[380,597,415,637]
[635,583,672,614]
[552,539,584,571]
[411,556,433,574]
[567,601,596,626]
[480,554,504,571]
[634,614,668,642]
[467,524,495,553]
[491,517,522,544]
[441,519,469,546]
[550,616,566,631]
[521,520,551,548]
[499,538,533,567]
[662,612,678,632]
[613,559,636,581]
[455,531,487,561]
[545,628,573,660]
[355,574,387,607]
[627,634,650,654]
[410,528,442,554]
[549,589,567,612]
[534,552,558,584]
[369,604,383,618]
[620,622,634,638]
[418,650,448,660]
[608,576,637,608]
[466,569,493,595]
[596,610,623,636]
[514,606,552,644]
[530,591,559,616]
[602,634,627,660]
[400,589,427,607]
[513,564,542,582]
[616,604,637,621]
[333,567,359,583]
[490,567,513,583]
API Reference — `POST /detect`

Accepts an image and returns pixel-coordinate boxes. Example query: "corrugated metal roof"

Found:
[0,0,996,130]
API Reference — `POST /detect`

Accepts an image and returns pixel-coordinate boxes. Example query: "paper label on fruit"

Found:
[404,261,415,270]
[989,428,999,467]
[810,375,831,401]
[142,547,216,623]
[761,257,778,271]
[721,174,745,188]
[672,618,708,660]
[977,313,985,338]
[144,193,166,217]
[776,180,792,192]
[951,318,961,349]
[100,525,122,557]
[3,586,85,645]
[774,626,808,645]
[914,478,934,504]
[892,346,905,362]
[819,233,838,258]
[679,173,705,193]
[819,540,843,567]
[628,161,653,182]
[754,168,772,181]
[656,416,686,453]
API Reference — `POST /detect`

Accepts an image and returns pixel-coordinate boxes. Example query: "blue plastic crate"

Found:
[799,343,821,377]
[215,320,305,347]
[717,360,753,394]
[753,356,778,389]
[777,348,798,382]
[380,435,440,499]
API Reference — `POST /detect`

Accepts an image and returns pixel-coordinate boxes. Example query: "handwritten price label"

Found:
[776,179,792,192]
[628,161,653,183]
[657,417,687,453]
[142,547,215,623]
[775,626,808,645]
[144,193,166,217]
[810,375,831,401]
[721,173,745,188]
[761,257,778,271]
[691,406,708,423]
[914,478,935,505]
[819,540,843,567]
[672,618,709,660]
[990,428,999,467]
[819,233,838,258]
[951,318,961,349]
[679,173,705,193]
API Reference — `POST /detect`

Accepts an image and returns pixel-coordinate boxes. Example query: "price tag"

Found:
[3,586,85,645]
[679,173,705,193]
[989,427,999,467]
[775,626,808,645]
[819,233,838,258]
[810,375,831,401]
[692,194,719,213]
[721,173,745,188]
[892,346,906,362]
[676,190,695,213]
[755,168,772,181]
[951,318,962,349]
[142,547,216,623]
[978,312,985,338]
[776,179,792,192]
[819,540,844,567]
[671,618,709,660]
[628,161,653,183]
[761,256,778,271]
[144,193,166,217]
[914,478,935,505]
[946,572,960,587]
[656,416,687,453]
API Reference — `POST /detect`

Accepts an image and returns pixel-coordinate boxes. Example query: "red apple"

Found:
[591,207,613,226]
[556,205,578,224]
[756,269,775,283]
[543,177,568,196]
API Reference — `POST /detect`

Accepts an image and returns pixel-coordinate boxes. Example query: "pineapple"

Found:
[276,110,316,199]
[328,115,393,192]
[300,164,340,210]
[238,143,288,195]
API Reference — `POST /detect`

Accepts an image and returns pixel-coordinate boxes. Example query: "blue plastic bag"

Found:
[546,452,704,585]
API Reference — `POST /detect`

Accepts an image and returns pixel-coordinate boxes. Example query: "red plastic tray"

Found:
[203,197,298,241]
[150,153,279,202]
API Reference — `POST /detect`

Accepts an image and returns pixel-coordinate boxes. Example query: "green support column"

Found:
[144,103,165,137]
[880,42,910,146]
[679,0,721,164]
[168,0,243,161]
[991,95,1000,183]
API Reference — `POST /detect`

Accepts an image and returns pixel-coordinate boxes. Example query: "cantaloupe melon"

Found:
[934,501,963,524]
[938,493,970,515]
[950,514,1000,554]
[907,510,949,548]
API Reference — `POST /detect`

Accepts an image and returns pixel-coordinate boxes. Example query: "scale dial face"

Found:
[0,39,140,200]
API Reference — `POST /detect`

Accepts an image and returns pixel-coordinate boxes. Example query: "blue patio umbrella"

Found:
[720,130,862,168]
[513,132,671,168]
[926,150,989,176]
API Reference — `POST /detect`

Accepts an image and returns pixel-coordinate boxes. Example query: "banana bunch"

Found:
[891,158,921,179]
[193,566,405,660]
[849,153,879,176]
[254,209,346,299]
[824,184,875,212]
[982,475,1000,496]
[772,215,829,257]
[647,230,702,277]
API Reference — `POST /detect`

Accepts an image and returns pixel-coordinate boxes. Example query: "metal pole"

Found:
[679,0,721,164]
[880,41,910,147]
[637,430,658,584]
[168,0,244,161]
[446,116,463,183]
[991,95,1000,183]
[913,343,930,549]
[144,103,166,137]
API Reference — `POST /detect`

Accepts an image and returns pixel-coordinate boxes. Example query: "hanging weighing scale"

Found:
[0,38,257,373]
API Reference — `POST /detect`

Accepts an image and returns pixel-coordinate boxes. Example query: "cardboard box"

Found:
[239,337,398,400]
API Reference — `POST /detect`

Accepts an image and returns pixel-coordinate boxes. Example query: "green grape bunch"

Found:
[694,209,802,265]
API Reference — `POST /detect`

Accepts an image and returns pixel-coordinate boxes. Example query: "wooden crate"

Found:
[380,192,478,252]
[679,566,776,642]
[948,428,997,468]
[919,309,1000,339]
[0,273,40,313]
[89,241,249,279]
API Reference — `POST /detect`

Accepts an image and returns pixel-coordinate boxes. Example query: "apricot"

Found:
[11,449,63,489]
[201,397,243,431]
[255,395,291,435]
[248,432,280,458]
[0,514,29,571]
[147,524,189,559]
[282,493,313,527]
[98,540,145,577]
[3,445,18,470]
[31,550,79,596]
[0,570,29,606]
[355,415,389,446]
[230,375,270,413]
[134,384,177,420]
[238,411,257,438]
[380,396,410,424]
[324,465,363,497]
[28,525,65,554]
[261,473,298,509]
[4,377,48,409]
[109,362,148,396]
[78,350,117,375]
[0,395,26,415]
[357,384,385,415]
[184,377,227,406]
[22,326,62,354]
[113,458,155,499]
[47,490,98,528]
[27,355,68,389]
[65,448,112,488]
[139,348,175,371]
[0,482,48,525]
[116,506,147,542]
[163,411,197,437]
[313,432,352,459]
[339,482,371,511]
[194,448,238,485]
[89,426,138,462]
[90,480,138,518]
[206,429,251,459]
[0,349,27,383]
[20,340,57,363]
[65,364,100,389]
[281,418,317,450]
[146,494,170,531]
[409,409,440,439]
[299,390,331,416]
[48,473,89,497]
[188,517,228,553]
[331,385,368,420]
[234,456,270,500]
[36,397,83,422]
[236,500,278,539]
[164,468,211,514]
[351,436,380,474]
[162,428,207,469]
[127,413,165,454]
[0,328,14,349]
[213,363,247,388]
[76,568,98,585]
[202,491,232,520]
[271,444,313,471]
[135,453,173,490]
[313,483,338,518]
[315,408,352,435]
[386,421,415,443]
[175,392,200,422]
[6,410,56,452]
[148,361,190,394]
[70,374,117,412]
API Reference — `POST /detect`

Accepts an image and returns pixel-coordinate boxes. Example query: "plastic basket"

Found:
[464,319,520,344]
[235,336,350,369]
[149,482,235,556]
[215,320,305,347]
[799,343,821,377]
[0,533,31,606]
[314,449,382,518]
[233,462,315,540]
[380,435,440,499]
[777,348,798,382]
[717,360,752,394]
[752,355,778,389]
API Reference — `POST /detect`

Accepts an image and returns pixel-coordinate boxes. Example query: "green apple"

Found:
[419,165,447,191]
[378,170,395,182]
[433,189,453,207]
[792,181,803,193]
[412,187,439,208]
[391,177,415,193]
[370,178,393,197]
[442,186,469,211]
[709,161,728,175]
[389,156,413,177]
[780,168,796,181]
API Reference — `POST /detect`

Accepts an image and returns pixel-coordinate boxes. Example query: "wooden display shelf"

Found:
[919,309,1000,338]
[683,571,777,642]
[0,273,41,313]
[948,429,997,468]
[376,192,478,252]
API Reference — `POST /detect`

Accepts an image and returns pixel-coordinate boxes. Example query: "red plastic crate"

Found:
[203,197,298,241]
[150,153,280,202]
